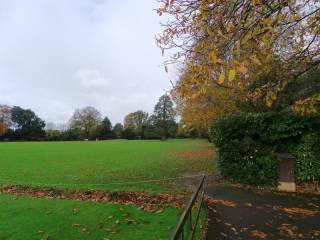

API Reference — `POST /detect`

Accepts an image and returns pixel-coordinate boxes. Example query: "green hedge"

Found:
[210,112,320,186]
[294,133,320,182]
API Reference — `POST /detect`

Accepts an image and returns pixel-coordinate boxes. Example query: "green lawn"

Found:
[0,194,180,240]
[0,139,213,239]
[0,139,214,192]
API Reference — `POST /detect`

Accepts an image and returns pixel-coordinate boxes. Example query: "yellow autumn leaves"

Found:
[217,69,235,85]
[158,0,320,128]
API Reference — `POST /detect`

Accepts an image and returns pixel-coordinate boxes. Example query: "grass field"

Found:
[0,139,215,192]
[0,139,213,239]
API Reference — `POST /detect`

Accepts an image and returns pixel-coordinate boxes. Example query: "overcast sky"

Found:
[0,0,174,125]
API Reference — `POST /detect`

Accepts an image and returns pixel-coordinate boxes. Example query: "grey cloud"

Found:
[0,0,171,125]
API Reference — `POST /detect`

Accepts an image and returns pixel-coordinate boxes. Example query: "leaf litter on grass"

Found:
[0,185,188,212]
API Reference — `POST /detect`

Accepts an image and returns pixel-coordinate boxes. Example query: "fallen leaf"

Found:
[250,230,267,239]
[156,209,164,214]
[218,72,225,84]
[228,69,236,81]
[273,207,319,216]
[206,198,237,207]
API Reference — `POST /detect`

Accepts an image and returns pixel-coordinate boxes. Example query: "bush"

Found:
[294,133,320,182]
[210,111,320,186]
[122,128,136,140]
[144,125,161,139]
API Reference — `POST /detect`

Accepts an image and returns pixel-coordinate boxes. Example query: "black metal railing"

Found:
[171,175,206,240]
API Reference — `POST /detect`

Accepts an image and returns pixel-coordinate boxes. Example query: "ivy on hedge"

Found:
[210,111,320,186]
[294,133,320,182]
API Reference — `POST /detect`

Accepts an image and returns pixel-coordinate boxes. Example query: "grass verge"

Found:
[0,194,181,240]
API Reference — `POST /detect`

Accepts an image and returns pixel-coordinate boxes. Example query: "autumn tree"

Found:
[292,96,320,115]
[286,67,320,115]
[69,106,102,139]
[157,0,320,110]
[46,129,61,141]
[11,106,45,140]
[123,112,135,130]
[0,122,7,136]
[177,119,204,138]
[153,94,176,140]
[123,111,149,137]
[0,105,12,132]
[132,111,149,137]
[172,63,239,130]
[0,105,12,128]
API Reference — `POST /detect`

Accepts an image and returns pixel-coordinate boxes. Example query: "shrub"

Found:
[144,125,161,139]
[210,111,320,186]
[122,128,136,140]
[294,133,320,182]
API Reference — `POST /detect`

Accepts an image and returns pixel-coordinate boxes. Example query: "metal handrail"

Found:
[171,175,206,240]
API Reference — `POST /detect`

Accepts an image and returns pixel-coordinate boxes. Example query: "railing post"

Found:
[171,175,205,240]
[187,210,192,239]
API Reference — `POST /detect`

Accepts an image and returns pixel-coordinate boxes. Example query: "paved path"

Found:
[205,185,320,240]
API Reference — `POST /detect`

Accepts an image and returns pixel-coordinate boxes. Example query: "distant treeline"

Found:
[0,95,205,141]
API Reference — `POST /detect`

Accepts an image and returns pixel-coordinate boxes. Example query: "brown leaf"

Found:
[206,198,237,207]
[218,72,225,84]
[250,230,267,239]
[273,206,320,216]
